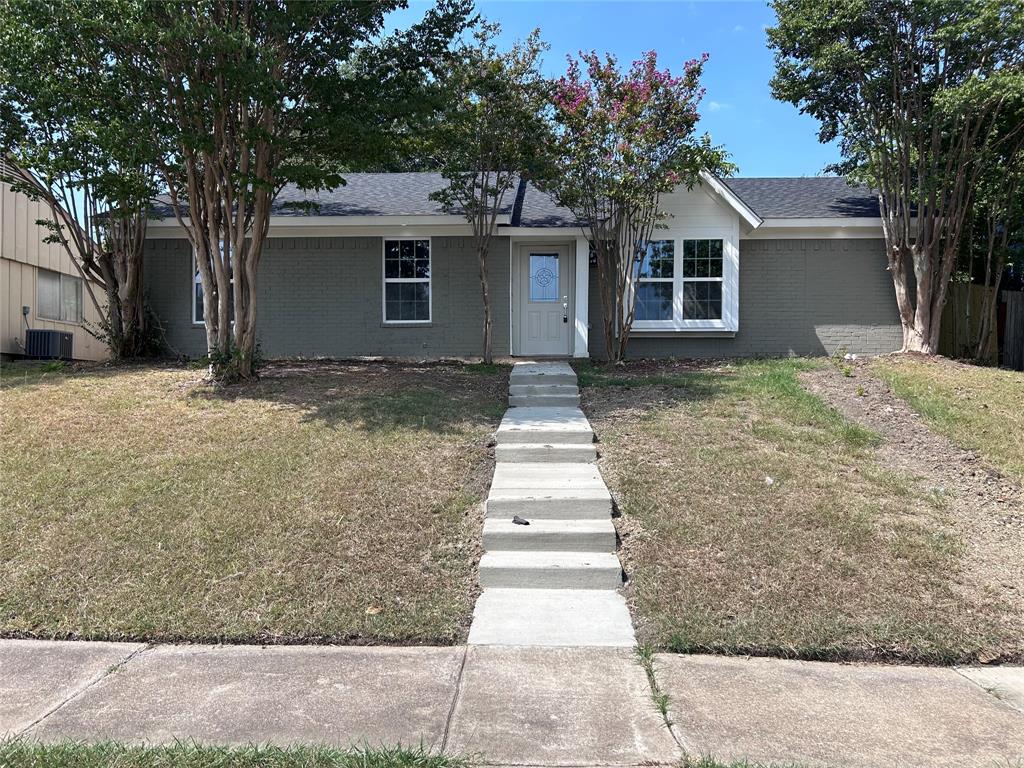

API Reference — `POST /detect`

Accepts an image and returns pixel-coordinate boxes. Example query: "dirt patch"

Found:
[801,360,1024,634]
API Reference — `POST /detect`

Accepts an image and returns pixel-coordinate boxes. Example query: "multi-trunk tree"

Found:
[0,0,159,359]
[769,0,1024,355]
[543,51,731,362]
[429,25,551,364]
[120,0,470,381]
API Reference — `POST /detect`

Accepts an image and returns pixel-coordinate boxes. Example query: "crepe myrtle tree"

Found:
[123,0,471,381]
[542,51,732,362]
[429,25,551,364]
[967,102,1024,363]
[0,0,159,359]
[769,0,1024,355]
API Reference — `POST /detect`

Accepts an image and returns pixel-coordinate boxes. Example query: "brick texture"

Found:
[590,238,903,359]
[143,236,511,359]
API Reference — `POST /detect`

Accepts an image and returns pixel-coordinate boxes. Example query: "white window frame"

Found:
[382,237,432,325]
[37,268,83,324]
[192,245,233,326]
[631,228,739,333]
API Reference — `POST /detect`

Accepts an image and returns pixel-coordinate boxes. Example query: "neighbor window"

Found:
[192,246,233,325]
[383,238,431,323]
[632,237,731,330]
[37,269,83,323]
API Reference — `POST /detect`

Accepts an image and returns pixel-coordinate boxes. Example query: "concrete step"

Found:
[486,490,613,519]
[508,384,579,398]
[496,407,594,445]
[479,550,623,589]
[509,394,580,408]
[482,518,616,552]
[510,362,577,387]
[487,462,613,518]
[468,588,635,646]
[495,443,596,463]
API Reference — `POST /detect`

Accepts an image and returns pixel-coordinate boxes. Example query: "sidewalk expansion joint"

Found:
[439,643,469,753]
[19,642,153,736]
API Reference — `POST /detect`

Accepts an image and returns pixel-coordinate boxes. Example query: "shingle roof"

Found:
[151,174,879,225]
[722,177,879,219]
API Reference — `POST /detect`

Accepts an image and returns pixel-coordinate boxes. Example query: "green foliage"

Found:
[541,50,733,361]
[425,23,551,362]
[768,0,1024,353]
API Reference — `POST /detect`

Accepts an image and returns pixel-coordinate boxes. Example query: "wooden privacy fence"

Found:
[940,285,1024,370]
[940,284,998,363]
[1004,290,1024,371]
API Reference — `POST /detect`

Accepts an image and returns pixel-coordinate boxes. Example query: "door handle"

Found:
[562,296,568,323]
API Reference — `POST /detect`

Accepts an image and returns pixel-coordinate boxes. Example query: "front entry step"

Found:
[495,443,596,463]
[508,362,577,387]
[482,518,616,552]
[468,588,635,646]
[479,550,623,589]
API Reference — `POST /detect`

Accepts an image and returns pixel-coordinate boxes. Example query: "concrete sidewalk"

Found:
[3,639,1024,767]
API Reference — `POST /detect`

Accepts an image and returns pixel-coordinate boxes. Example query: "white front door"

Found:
[513,244,574,357]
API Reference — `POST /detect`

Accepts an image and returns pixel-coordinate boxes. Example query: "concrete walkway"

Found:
[469,361,636,647]
[3,639,1024,767]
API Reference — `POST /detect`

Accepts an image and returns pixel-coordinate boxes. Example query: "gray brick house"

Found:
[143,173,902,360]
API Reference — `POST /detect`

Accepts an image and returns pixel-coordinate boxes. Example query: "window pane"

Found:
[638,240,673,279]
[384,241,401,278]
[38,270,60,319]
[635,282,673,321]
[415,239,430,278]
[60,275,82,322]
[683,281,723,320]
[682,239,724,281]
[194,281,204,322]
[385,281,429,321]
[529,253,559,301]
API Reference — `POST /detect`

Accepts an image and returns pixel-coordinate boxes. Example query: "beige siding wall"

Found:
[0,180,108,360]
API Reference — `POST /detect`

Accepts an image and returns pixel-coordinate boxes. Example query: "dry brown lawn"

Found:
[0,359,506,644]
[578,358,1023,663]
[872,355,1024,480]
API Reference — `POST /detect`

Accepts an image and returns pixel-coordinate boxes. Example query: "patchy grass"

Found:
[872,355,1024,480]
[0,360,507,645]
[0,741,466,768]
[578,358,1021,663]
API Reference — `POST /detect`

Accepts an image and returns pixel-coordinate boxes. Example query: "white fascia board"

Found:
[759,217,884,228]
[699,171,763,230]
[744,218,886,240]
[146,213,506,229]
[146,214,508,239]
[499,226,586,237]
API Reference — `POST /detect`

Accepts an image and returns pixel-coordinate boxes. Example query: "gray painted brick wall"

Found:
[145,235,901,360]
[589,238,902,359]
[143,235,511,359]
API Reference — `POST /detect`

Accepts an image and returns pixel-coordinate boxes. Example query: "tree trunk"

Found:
[477,244,493,364]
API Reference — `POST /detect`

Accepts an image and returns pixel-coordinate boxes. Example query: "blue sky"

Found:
[390,0,842,178]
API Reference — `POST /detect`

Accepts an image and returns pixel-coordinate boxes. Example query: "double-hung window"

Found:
[681,239,724,321]
[192,244,233,324]
[383,238,431,323]
[635,241,675,322]
[37,269,83,323]
[632,235,735,331]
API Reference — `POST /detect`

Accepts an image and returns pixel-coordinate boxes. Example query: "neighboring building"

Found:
[142,173,902,360]
[0,180,109,361]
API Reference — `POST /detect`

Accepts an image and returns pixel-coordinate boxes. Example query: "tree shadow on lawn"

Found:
[189,359,509,435]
